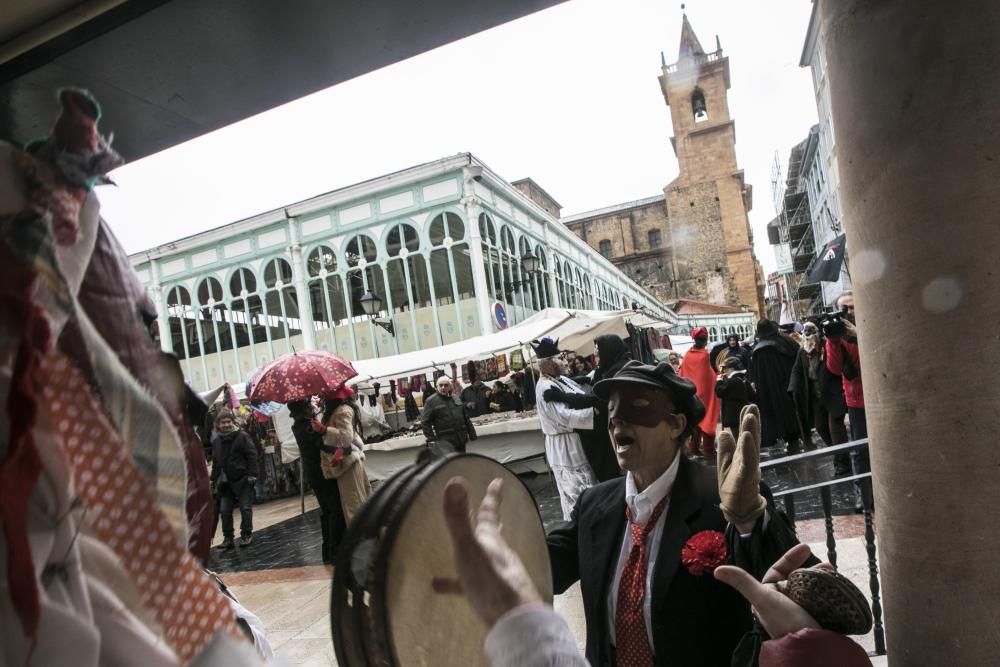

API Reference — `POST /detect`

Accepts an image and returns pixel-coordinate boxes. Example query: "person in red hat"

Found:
[678,327,722,457]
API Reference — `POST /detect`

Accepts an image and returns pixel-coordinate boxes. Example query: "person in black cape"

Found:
[543,334,631,482]
[288,399,346,564]
[749,319,803,450]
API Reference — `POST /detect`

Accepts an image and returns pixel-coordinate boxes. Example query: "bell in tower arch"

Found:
[691,89,708,122]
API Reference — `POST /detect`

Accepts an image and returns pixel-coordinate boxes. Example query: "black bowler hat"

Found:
[592,361,706,426]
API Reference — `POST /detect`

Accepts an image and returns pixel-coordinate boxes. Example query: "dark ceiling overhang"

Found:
[0,0,566,161]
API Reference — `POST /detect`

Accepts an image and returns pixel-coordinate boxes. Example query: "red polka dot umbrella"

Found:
[248,350,358,403]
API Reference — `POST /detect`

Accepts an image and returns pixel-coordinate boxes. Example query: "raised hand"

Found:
[717,403,767,533]
[432,477,542,627]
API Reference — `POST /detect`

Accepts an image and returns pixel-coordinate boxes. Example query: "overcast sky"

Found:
[99,0,817,274]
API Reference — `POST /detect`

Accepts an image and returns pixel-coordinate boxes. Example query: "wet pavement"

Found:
[214,442,860,573]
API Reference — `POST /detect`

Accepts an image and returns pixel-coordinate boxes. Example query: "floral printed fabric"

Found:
[249,350,358,403]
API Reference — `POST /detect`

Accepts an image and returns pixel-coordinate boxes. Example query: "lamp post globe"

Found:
[360,290,382,317]
[520,250,540,276]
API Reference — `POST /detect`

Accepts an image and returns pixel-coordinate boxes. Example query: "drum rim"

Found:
[332,453,550,667]
[331,461,428,667]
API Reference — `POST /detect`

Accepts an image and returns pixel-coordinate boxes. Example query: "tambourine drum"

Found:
[331,453,553,666]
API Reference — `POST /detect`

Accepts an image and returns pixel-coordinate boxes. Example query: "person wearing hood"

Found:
[678,327,722,458]
[724,333,750,369]
[715,357,757,433]
[789,321,850,475]
[749,319,802,450]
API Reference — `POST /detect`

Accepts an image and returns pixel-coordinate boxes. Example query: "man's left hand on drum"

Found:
[432,477,543,627]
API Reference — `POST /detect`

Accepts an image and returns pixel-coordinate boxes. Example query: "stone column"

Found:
[461,187,495,336]
[822,1,1000,663]
[288,218,317,350]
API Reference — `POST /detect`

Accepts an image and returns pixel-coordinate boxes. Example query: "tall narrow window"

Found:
[599,239,612,259]
[648,229,662,249]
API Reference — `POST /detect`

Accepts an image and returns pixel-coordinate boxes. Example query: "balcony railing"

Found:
[761,440,885,657]
[664,50,723,73]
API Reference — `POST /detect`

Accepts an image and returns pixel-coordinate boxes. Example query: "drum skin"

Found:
[331,454,553,666]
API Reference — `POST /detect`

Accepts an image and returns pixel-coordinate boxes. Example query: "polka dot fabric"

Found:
[40,350,238,663]
[614,494,670,667]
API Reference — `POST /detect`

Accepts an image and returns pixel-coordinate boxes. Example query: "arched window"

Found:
[535,246,551,310]
[307,245,350,355]
[384,222,431,353]
[554,259,567,308]
[261,257,300,353]
[429,212,473,343]
[479,213,502,303]
[692,88,708,123]
[166,285,193,360]
[599,239,612,259]
[519,236,540,312]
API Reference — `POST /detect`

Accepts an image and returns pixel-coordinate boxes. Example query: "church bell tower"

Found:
[658,13,765,315]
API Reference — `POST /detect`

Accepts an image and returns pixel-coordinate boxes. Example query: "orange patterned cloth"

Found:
[39,350,238,662]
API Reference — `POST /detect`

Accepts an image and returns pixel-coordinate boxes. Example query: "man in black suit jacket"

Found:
[547,361,806,666]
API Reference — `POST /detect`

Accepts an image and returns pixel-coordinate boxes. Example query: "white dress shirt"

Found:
[608,451,681,647]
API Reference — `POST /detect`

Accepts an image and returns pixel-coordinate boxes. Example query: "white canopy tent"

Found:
[221,308,682,395]
[347,308,675,386]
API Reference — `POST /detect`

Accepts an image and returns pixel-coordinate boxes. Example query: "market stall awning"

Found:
[348,308,650,385]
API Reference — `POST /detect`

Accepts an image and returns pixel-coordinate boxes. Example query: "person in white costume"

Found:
[532,337,597,520]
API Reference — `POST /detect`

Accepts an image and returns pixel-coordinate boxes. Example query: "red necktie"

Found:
[615,493,670,667]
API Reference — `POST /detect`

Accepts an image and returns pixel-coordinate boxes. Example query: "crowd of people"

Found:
[201,291,873,666]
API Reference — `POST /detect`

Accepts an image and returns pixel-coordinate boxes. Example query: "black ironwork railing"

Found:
[761,439,885,656]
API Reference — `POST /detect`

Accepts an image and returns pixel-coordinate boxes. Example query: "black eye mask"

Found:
[608,386,676,428]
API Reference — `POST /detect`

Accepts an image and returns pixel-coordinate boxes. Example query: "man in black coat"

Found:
[749,319,802,450]
[210,410,259,549]
[546,362,808,667]
[288,399,347,565]
[422,375,478,452]
[461,378,492,417]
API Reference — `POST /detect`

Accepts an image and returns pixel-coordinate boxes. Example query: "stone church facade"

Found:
[560,15,765,315]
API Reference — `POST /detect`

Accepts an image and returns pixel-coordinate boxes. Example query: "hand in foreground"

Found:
[432,477,542,627]
[310,417,326,433]
[717,403,768,533]
[714,543,824,639]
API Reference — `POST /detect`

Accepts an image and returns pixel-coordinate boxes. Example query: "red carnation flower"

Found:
[681,530,727,576]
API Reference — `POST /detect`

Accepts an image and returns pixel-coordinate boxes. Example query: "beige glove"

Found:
[717,404,768,532]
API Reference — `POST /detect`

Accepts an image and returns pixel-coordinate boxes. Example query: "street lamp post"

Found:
[359,290,395,336]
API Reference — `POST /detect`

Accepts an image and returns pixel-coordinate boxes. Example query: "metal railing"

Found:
[761,439,885,656]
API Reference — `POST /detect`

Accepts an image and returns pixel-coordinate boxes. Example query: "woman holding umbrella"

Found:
[312,388,372,524]
[250,349,371,524]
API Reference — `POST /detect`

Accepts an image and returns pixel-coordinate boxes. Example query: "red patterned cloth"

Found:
[614,493,670,667]
[39,350,239,661]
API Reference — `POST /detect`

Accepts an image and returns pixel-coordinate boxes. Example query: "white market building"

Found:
[131,153,676,392]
